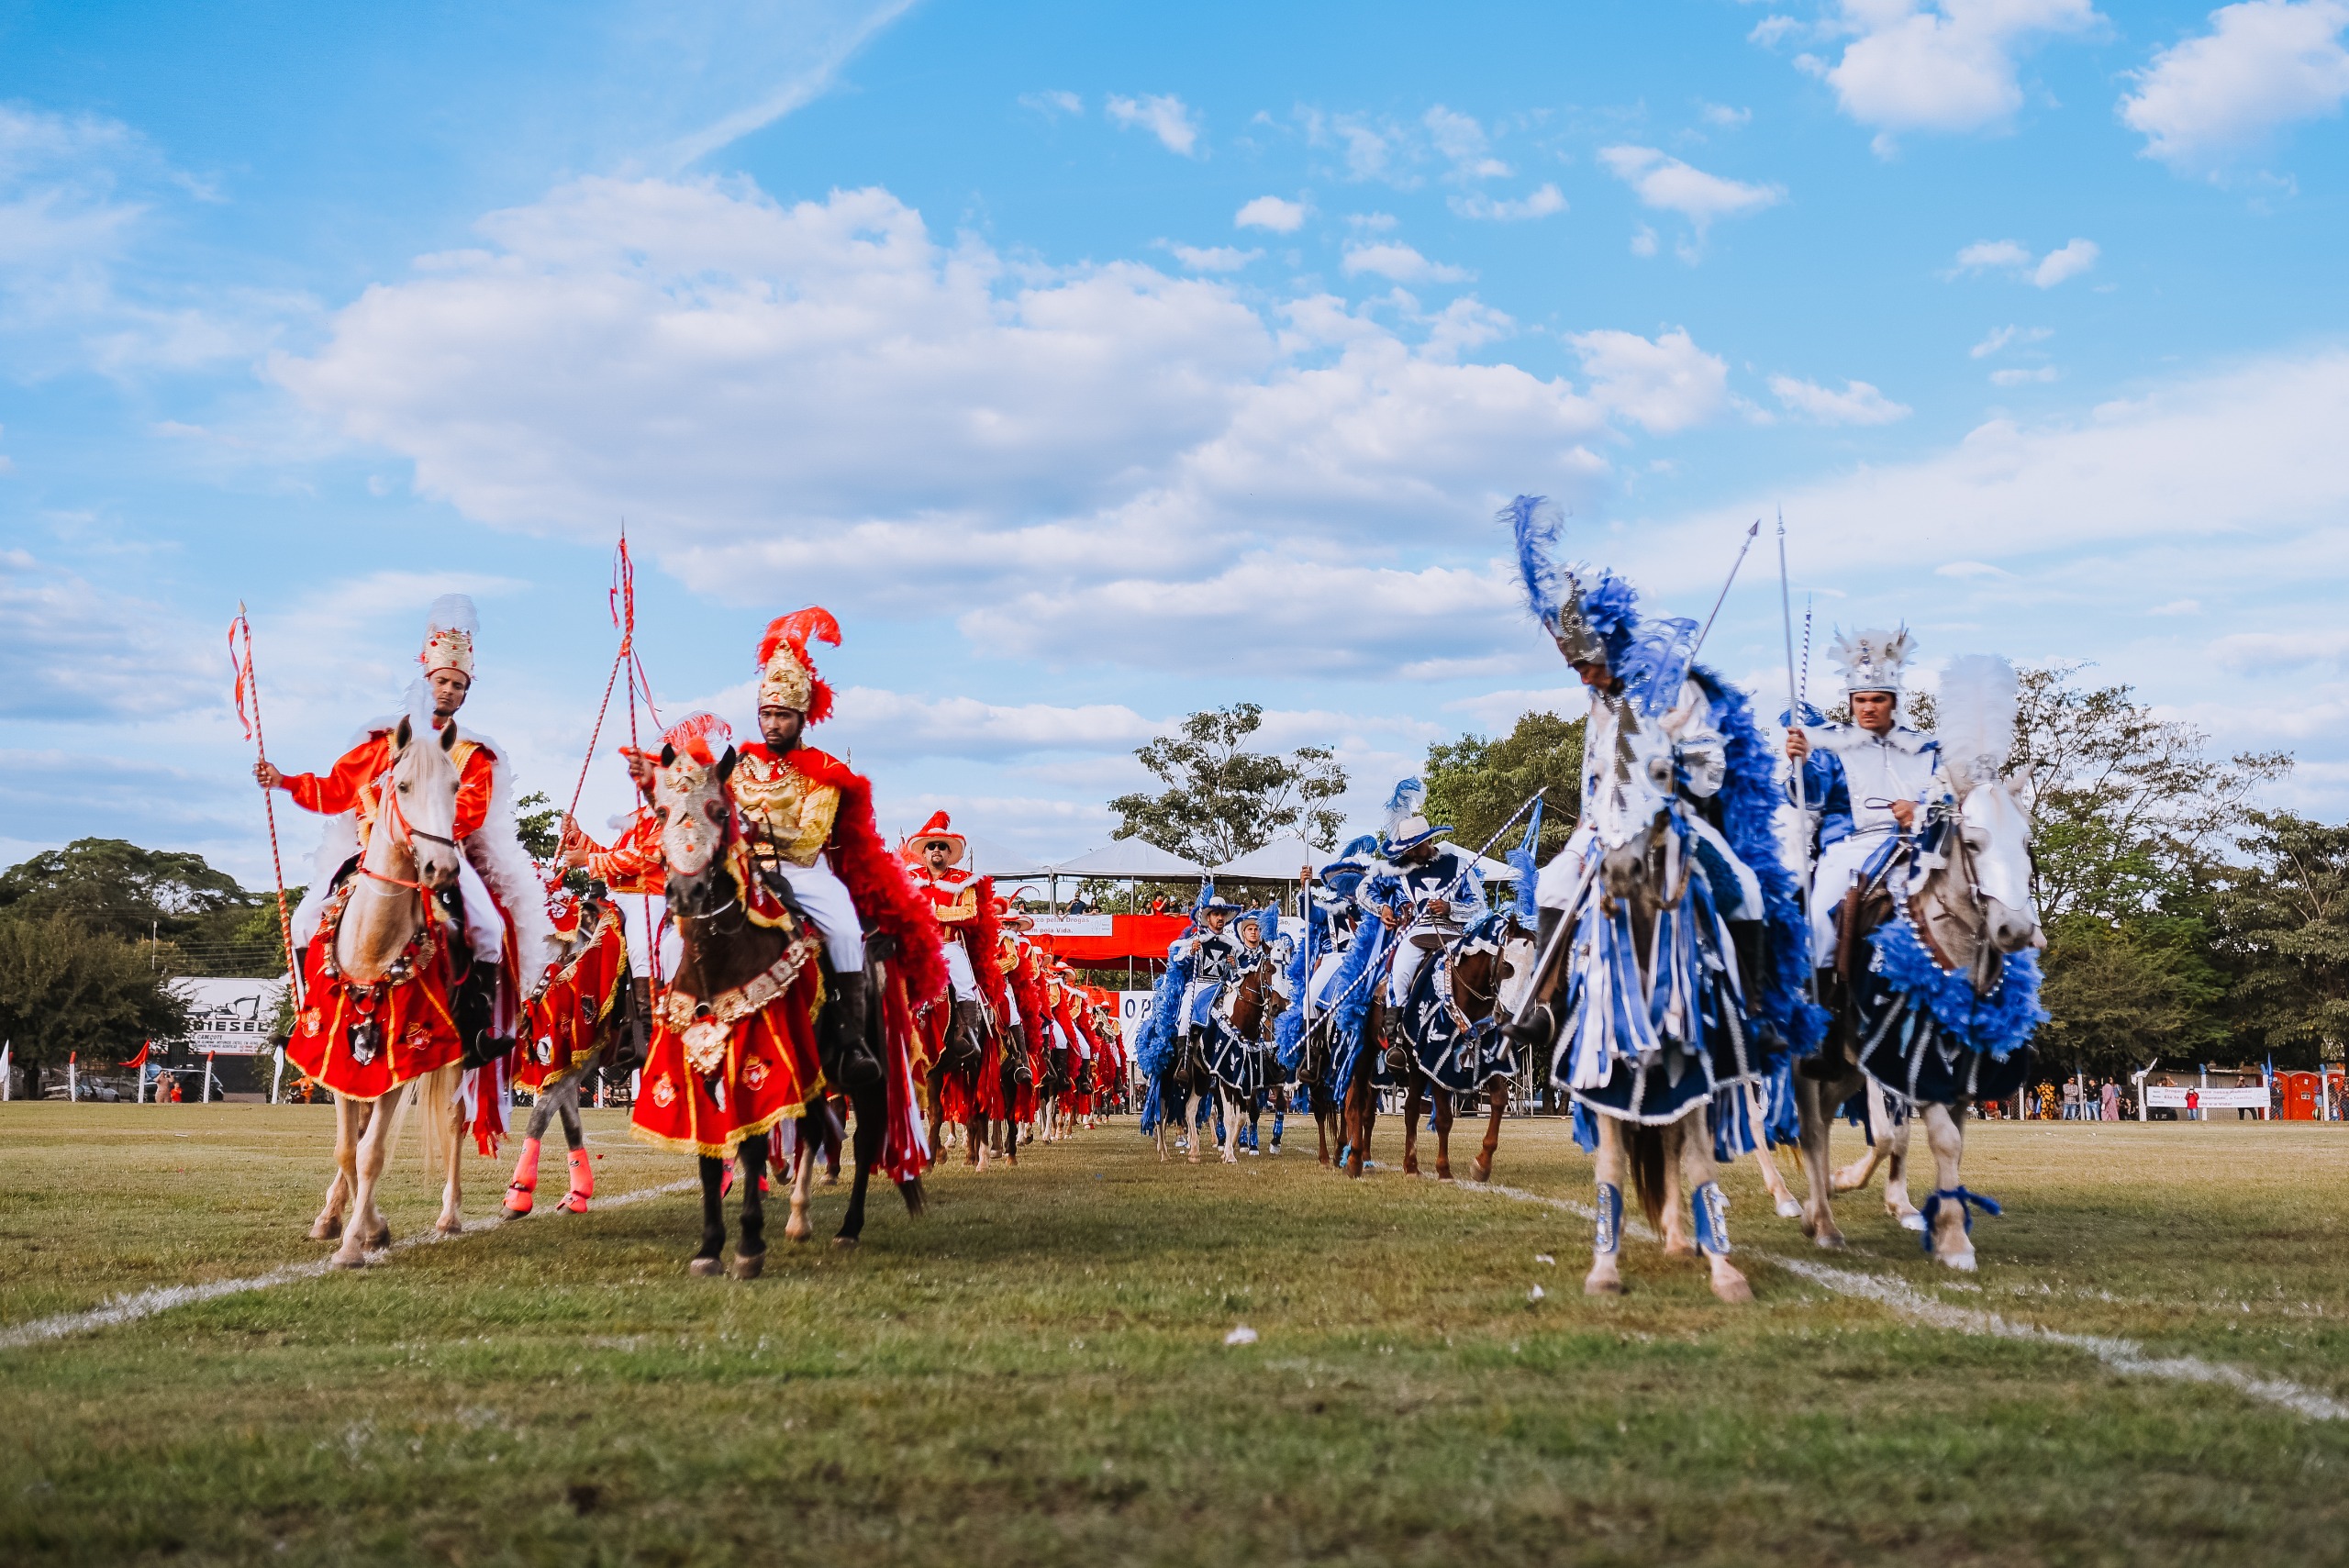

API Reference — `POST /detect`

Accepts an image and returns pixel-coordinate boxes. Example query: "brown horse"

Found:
[1334,915,1533,1181]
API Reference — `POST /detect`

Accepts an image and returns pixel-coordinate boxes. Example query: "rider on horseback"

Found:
[264,594,554,1102]
[1366,781,1484,1025]
[1784,628,1944,1001]
[900,811,996,1067]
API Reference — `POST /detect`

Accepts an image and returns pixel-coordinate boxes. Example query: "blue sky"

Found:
[6,0,2349,884]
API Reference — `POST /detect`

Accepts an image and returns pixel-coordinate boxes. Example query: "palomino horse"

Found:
[1330,913,1533,1182]
[1790,681,2043,1269]
[661,745,925,1267]
[306,716,474,1269]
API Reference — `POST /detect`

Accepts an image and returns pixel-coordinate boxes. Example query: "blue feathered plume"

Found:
[1506,495,1573,629]
[1382,778,1426,841]
[1620,616,1701,716]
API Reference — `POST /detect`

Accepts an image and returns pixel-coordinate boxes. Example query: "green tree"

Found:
[0,913,190,1093]
[1423,711,1586,862]
[2216,810,2349,1064]
[1108,705,1349,864]
[0,838,260,942]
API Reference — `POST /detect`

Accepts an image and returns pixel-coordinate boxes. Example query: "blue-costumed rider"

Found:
[1497,495,1821,1141]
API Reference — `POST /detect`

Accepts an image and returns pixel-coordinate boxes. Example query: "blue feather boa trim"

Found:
[1692,666,1829,1061]
[1867,917,2047,1062]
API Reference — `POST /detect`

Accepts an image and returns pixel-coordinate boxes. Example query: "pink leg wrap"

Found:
[504,1137,542,1214]
[559,1149,594,1213]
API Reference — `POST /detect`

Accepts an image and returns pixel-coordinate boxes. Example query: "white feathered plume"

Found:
[1936,653,2018,784]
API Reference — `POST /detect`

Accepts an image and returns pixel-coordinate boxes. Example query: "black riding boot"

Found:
[821,970,880,1091]
[1500,907,1565,1049]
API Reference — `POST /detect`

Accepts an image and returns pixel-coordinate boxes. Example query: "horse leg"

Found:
[1830,1081,1888,1192]
[312,1095,357,1241]
[329,1097,392,1269]
[434,1071,466,1236]
[1920,1103,1976,1270]
[837,1084,880,1244]
[1680,1107,1752,1303]
[690,1152,726,1275]
[1585,1116,1625,1296]
[1400,1080,1423,1176]
[1793,1074,1846,1250]
[554,1080,593,1214]
[1748,1081,1803,1220]
[785,1136,816,1243]
[730,1134,767,1278]
[1221,1087,1241,1164]
[1658,1118,1696,1259]
[969,1106,987,1172]
[1882,1090,1923,1230]
[1432,1087,1456,1182]
[1468,1086,1505,1184]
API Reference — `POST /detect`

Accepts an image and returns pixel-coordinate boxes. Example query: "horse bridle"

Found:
[360,768,458,897]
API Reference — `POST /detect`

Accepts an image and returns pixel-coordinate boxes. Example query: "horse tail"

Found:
[1628,1121,1668,1238]
[400,1062,464,1173]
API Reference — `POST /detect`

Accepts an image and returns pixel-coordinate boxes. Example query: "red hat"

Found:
[898,809,966,867]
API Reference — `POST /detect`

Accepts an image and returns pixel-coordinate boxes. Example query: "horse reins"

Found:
[360,769,458,897]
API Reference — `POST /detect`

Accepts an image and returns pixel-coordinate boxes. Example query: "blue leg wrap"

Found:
[1691,1180,1731,1257]
[1594,1182,1624,1256]
[1920,1185,2001,1252]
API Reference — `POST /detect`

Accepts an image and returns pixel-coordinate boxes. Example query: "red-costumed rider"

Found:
[262,595,555,1150]
[733,609,947,1181]
[900,813,1009,1127]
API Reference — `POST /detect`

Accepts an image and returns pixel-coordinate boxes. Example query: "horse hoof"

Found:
[1898,1211,1926,1232]
[784,1218,812,1243]
[1584,1273,1623,1297]
[688,1256,723,1278]
[1468,1160,1490,1184]
[1711,1273,1754,1305]
[365,1226,392,1251]
[728,1251,764,1281]
[832,1234,860,1249]
[1435,1167,1453,1183]
[1663,1241,1698,1261]
[1776,1198,1805,1219]
[1938,1250,1978,1273]
[327,1251,368,1272]
[310,1218,342,1242]
[1813,1230,1847,1251]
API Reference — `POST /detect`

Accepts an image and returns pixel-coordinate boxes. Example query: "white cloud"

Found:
[1299,109,1411,183]
[1630,225,1659,257]
[655,0,922,169]
[1166,243,1261,272]
[1795,0,2104,146]
[1451,183,1567,221]
[2121,0,2349,170]
[1935,560,2012,579]
[1598,145,1784,231]
[2032,238,2099,286]
[2149,597,2202,615]
[1106,93,1202,156]
[1950,237,2098,286]
[1422,106,1511,179]
[1340,241,1473,283]
[0,551,217,721]
[1954,239,2032,271]
[829,687,1158,761]
[1570,328,1730,434]
[1701,102,1755,128]
[1020,89,1085,118]
[2210,628,2349,671]
[1768,374,1913,425]
[278,178,1617,675]
[1990,364,2061,384]
[1970,323,2053,357]
[1234,195,1307,232]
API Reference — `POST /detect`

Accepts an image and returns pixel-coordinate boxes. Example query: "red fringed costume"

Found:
[518,893,628,1091]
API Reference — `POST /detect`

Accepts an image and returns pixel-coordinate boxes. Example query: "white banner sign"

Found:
[2143,1084,2267,1109]
[1028,914,1113,937]
[1119,989,1155,1029]
[170,977,289,1057]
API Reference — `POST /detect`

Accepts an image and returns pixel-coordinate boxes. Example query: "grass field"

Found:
[4,1102,2348,1566]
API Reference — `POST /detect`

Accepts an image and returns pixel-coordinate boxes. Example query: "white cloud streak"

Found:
[1106,93,1203,156]
[2121,0,2349,170]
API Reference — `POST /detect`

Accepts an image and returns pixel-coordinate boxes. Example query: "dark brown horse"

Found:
[1336,918,1532,1181]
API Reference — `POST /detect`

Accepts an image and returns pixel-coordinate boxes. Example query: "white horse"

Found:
[306,716,475,1268]
[1791,655,2044,1270]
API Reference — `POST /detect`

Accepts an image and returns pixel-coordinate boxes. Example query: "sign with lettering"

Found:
[169,977,289,1056]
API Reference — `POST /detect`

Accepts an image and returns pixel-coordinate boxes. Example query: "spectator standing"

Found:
[2100,1079,2119,1121]
[2063,1079,2083,1120]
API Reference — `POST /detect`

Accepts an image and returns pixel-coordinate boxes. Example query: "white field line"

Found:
[1432,1173,2349,1422]
[0,1178,696,1352]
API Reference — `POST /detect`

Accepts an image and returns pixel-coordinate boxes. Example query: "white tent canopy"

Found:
[1052,840,1209,878]
[962,836,1063,881]
[1450,841,1522,882]
[1209,836,1324,880]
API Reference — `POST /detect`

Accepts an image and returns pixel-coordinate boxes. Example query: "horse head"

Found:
[1954,764,2042,958]
[654,740,740,920]
[385,714,464,892]
[1595,705,1680,938]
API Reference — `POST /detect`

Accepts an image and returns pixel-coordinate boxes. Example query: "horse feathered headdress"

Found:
[661,711,732,767]
[1505,495,1639,669]
[757,606,841,722]
[1830,625,1915,699]
[1935,654,2018,784]
[420,593,479,679]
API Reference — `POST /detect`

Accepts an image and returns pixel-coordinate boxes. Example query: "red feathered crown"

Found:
[661,711,733,767]
[756,606,841,724]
